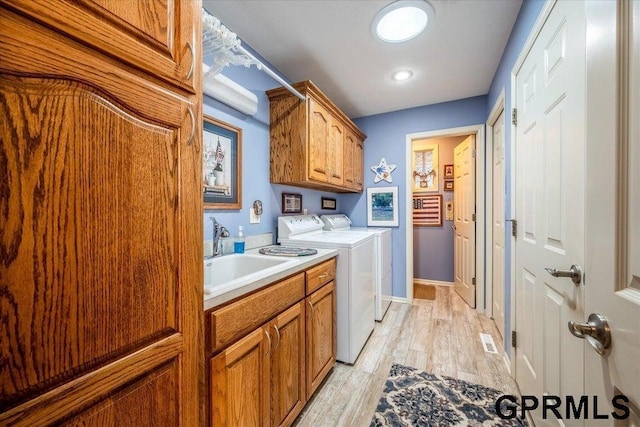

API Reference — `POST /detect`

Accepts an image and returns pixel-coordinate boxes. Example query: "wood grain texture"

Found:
[211,328,270,427]
[2,0,197,93]
[270,302,306,427]
[0,1,202,425]
[294,287,519,426]
[304,258,336,294]
[305,282,336,399]
[266,81,366,193]
[207,273,305,354]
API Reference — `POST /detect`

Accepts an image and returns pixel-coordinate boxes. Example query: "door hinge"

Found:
[472,213,476,222]
[472,149,476,158]
[512,330,517,348]
[472,277,476,286]
[511,219,518,238]
[512,108,518,126]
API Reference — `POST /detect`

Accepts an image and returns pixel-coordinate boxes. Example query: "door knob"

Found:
[545,264,582,285]
[568,313,611,355]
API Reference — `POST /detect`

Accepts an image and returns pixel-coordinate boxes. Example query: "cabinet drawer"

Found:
[305,258,336,294]
[208,273,305,353]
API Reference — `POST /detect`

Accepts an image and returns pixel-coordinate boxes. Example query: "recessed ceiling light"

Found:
[373,0,435,43]
[393,70,413,81]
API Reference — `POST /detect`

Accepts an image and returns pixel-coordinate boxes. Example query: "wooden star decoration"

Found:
[370,158,397,183]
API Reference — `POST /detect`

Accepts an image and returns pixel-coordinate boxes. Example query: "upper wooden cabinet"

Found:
[267,81,366,193]
[3,0,198,93]
[0,1,202,425]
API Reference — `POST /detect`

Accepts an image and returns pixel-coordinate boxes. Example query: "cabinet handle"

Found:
[273,325,281,351]
[318,273,328,279]
[186,107,195,146]
[264,330,272,356]
[185,42,194,80]
[308,300,315,312]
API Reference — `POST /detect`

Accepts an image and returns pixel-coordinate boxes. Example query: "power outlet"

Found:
[249,209,260,224]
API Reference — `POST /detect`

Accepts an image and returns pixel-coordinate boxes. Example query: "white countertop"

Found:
[203,246,338,311]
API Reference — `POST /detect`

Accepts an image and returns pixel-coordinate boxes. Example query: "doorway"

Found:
[405,125,486,311]
[486,91,506,339]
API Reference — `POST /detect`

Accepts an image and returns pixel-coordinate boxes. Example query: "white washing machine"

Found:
[321,214,392,321]
[278,215,375,364]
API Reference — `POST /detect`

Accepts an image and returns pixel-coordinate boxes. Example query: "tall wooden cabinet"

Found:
[0,1,202,425]
[267,81,366,193]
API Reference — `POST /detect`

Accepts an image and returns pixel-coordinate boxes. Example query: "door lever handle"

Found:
[568,313,611,355]
[544,264,582,285]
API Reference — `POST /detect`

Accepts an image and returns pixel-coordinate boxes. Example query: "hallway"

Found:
[295,286,518,426]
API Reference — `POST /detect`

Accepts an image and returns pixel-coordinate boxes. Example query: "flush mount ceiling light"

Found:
[392,70,413,81]
[373,0,435,43]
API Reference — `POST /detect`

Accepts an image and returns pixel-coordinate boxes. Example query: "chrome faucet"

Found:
[211,216,229,257]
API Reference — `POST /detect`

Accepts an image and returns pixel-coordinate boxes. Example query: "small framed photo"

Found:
[444,180,454,192]
[367,186,399,227]
[321,197,337,210]
[282,192,302,214]
[444,164,454,179]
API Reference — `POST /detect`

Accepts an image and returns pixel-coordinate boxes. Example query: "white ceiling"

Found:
[203,0,522,119]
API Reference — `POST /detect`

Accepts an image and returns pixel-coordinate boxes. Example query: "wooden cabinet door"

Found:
[305,282,336,399]
[0,6,201,426]
[343,130,356,189]
[211,328,270,427]
[354,138,364,191]
[308,99,330,183]
[269,302,306,427]
[327,119,344,186]
[3,0,198,93]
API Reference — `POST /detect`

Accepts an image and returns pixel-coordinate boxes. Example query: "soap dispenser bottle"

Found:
[234,226,245,254]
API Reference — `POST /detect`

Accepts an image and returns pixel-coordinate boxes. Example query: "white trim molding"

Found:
[405,124,486,311]
[413,278,454,287]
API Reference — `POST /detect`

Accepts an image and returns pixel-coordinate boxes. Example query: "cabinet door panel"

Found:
[3,0,198,93]
[0,7,201,425]
[344,131,356,188]
[211,328,270,427]
[306,282,336,398]
[354,138,364,191]
[328,120,344,186]
[270,302,305,427]
[308,99,329,182]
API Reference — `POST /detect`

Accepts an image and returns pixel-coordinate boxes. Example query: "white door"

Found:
[582,1,640,424]
[492,109,506,338]
[454,135,475,308]
[514,1,586,425]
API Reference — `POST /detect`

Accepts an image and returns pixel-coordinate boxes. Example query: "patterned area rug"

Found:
[371,364,527,426]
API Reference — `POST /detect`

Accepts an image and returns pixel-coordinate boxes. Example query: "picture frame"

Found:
[367,186,399,227]
[412,142,439,193]
[444,164,454,179]
[282,193,303,214]
[203,115,242,209]
[444,180,454,192]
[321,197,337,210]
[413,194,443,227]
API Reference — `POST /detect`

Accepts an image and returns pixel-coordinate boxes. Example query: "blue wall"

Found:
[485,0,545,352]
[202,50,344,242]
[342,96,488,298]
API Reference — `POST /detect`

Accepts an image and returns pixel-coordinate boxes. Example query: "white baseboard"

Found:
[413,278,454,287]
[503,351,511,374]
[391,296,408,304]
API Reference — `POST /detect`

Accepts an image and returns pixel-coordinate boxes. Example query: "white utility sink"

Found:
[204,253,297,296]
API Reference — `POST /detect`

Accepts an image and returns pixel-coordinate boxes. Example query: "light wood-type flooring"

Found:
[294,285,519,426]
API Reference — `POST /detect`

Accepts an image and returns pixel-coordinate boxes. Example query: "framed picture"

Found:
[444,180,454,191]
[412,142,439,192]
[444,164,454,179]
[413,194,443,227]
[321,197,337,210]
[203,115,242,209]
[282,192,302,214]
[367,187,399,227]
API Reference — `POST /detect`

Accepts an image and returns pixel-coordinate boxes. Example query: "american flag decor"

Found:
[413,194,442,226]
